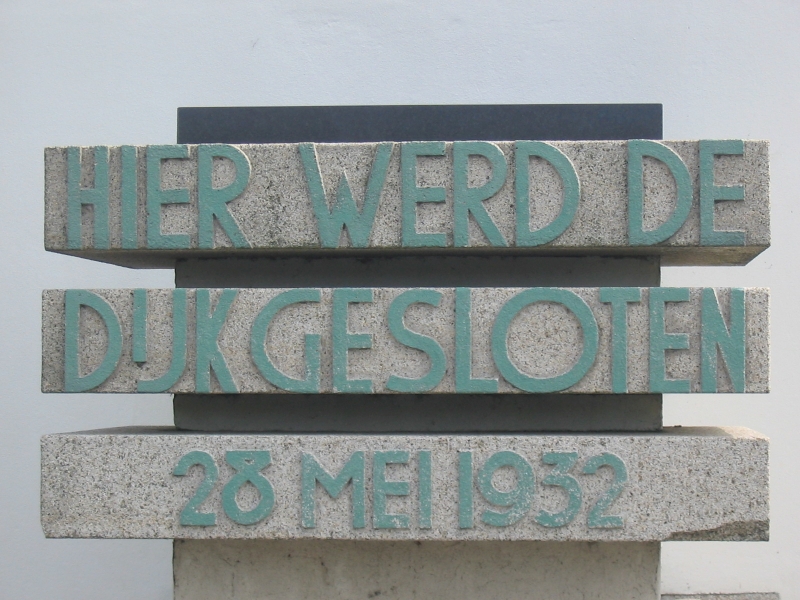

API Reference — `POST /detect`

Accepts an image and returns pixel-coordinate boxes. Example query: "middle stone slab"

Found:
[42,287,769,395]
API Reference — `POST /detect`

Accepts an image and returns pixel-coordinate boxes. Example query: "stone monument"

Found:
[41,105,772,599]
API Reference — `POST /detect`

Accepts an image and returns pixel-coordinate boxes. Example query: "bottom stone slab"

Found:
[174,540,660,600]
[661,592,781,600]
[40,427,768,542]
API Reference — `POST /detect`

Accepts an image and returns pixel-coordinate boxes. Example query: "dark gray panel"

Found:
[174,394,662,433]
[175,256,660,288]
[177,104,662,144]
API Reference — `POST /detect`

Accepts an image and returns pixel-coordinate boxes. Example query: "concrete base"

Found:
[173,539,660,600]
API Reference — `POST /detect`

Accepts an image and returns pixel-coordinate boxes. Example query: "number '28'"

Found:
[173,450,275,526]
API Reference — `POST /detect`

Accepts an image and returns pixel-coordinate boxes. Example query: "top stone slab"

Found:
[44,140,769,267]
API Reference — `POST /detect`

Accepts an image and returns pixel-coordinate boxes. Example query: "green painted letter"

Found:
[64,290,122,392]
[699,140,745,246]
[387,289,446,392]
[649,287,691,393]
[455,288,498,393]
[137,289,188,393]
[251,289,321,393]
[401,142,446,247]
[301,452,366,529]
[534,452,581,528]
[222,451,275,526]
[458,451,473,529]
[477,451,535,527]
[299,143,392,248]
[628,140,692,245]
[453,141,507,247]
[173,451,218,527]
[67,147,110,249]
[492,288,598,392]
[197,144,251,249]
[419,451,432,529]
[132,288,147,363]
[515,141,580,246]
[701,288,745,392]
[146,145,190,249]
[121,146,138,249]
[332,288,373,393]
[599,287,642,393]
[584,453,627,528]
[373,451,410,529]
[195,289,238,393]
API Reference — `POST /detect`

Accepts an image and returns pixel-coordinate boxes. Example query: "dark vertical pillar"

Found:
[173,104,663,432]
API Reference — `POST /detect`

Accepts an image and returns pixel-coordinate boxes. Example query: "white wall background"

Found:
[1,1,797,597]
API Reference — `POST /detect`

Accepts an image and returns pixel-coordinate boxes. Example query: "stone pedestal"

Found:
[39,106,773,599]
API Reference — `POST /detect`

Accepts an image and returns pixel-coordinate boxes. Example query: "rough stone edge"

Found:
[665,520,769,541]
[663,595,779,600]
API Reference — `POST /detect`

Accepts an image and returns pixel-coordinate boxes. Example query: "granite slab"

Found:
[42,287,769,395]
[41,427,768,541]
[44,141,769,266]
